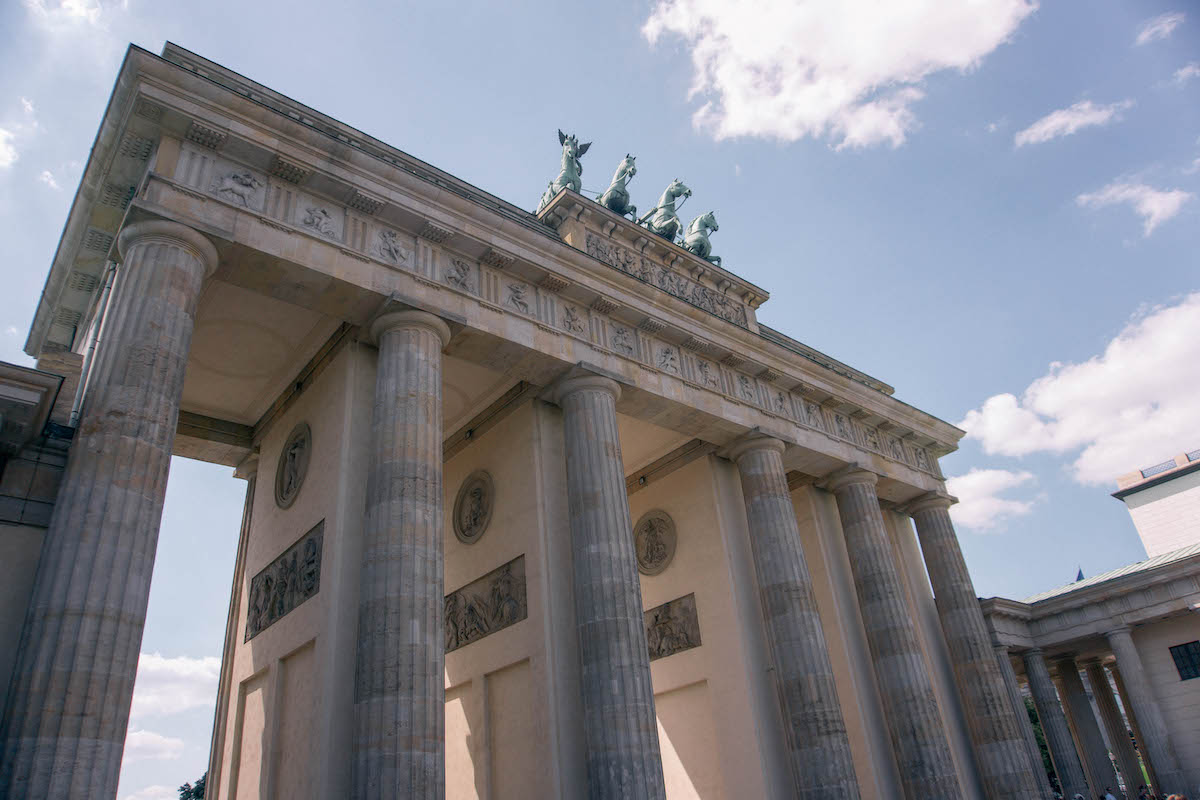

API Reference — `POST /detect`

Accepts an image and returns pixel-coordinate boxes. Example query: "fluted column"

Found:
[994,645,1054,800]
[908,495,1045,799]
[1022,649,1088,798]
[0,220,217,798]
[1055,655,1117,795]
[1109,665,1158,793]
[828,469,960,798]
[1083,661,1142,800]
[352,310,451,799]
[1106,627,1184,793]
[552,375,665,799]
[729,436,861,798]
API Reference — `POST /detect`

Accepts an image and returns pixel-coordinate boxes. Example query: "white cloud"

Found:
[958,293,1200,485]
[1014,100,1132,147]
[129,652,220,719]
[1076,181,1192,236]
[1135,11,1185,45]
[1174,62,1200,85]
[121,785,178,800]
[0,129,17,169]
[22,0,112,26]
[20,97,34,115]
[642,0,1036,149]
[5,326,19,336]
[38,170,60,190]
[946,469,1036,530]
[122,730,184,763]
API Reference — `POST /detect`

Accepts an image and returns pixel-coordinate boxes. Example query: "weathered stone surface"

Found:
[644,593,700,661]
[829,469,960,798]
[993,645,1055,800]
[1022,649,1088,798]
[730,435,862,799]
[444,555,527,653]
[1083,661,1141,800]
[552,374,666,800]
[1106,627,1185,793]
[0,220,217,799]
[908,495,1046,799]
[1054,655,1118,795]
[352,310,451,800]
[245,520,323,641]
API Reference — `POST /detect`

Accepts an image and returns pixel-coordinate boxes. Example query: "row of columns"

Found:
[0,218,1065,799]
[1015,637,1186,799]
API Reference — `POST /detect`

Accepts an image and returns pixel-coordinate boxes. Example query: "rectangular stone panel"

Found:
[245,521,323,641]
[645,592,702,661]
[445,555,527,653]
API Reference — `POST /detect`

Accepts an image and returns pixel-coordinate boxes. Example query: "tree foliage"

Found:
[178,771,206,800]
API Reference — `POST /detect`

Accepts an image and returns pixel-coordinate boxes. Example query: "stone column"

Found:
[1055,655,1118,795]
[828,469,960,798]
[1109,665,1158,794]
[551,375,665,799]
[729,436,860,798]
[1023,649,1088,798]
[908,495,1045,800]
[0,220,217,798]
[352,310,451,799]
[1106,627,1184,793]
[1084,661,1142,800]
[994,645,1054,800]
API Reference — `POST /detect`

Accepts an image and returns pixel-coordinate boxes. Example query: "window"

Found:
[1169,640,1200,680]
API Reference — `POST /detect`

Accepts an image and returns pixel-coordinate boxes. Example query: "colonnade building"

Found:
[0,43,1161,799]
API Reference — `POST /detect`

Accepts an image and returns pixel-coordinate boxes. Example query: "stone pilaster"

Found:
[1083,661,1142,800]
[1054,655,1117,795]
[1106,627,1184,793]
[352,310,452,799]
[0,220,218,799]
[907,495,1045,800]
[828,469,960,799]
[1022,649,1088,798]
[993,645,1054,800]
[729,436,861,798]
[551,374,666,800]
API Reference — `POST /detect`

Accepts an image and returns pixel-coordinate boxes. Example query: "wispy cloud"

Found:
[1076,181,1192,236]
[122,729,184,763]
[38,170,60,190]
[959,293,1200,485]
[1135,11,1185,46]
[1014,100,1132,147]
[946,469,1037,530]
[20,97,34,115]
[642,0,1035,149]
[121,786,178,800]
[1174,62,1200,86]
[129,652,220,719]
[0,129,16,169]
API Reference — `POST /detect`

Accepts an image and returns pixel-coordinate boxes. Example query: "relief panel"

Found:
[245,521,323,641]
[445,555,527,653]
[645,592,701,661]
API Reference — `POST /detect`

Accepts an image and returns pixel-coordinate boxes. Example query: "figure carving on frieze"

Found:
[682,211,721,266]
[636,178,691,242]
[211,170,263,208]
[597,154,637,218]
[536,129,591,214]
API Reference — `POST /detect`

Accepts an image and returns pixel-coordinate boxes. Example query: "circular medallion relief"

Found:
[634,510,677,576]
[453,470,495,544]
[274,423,312,509]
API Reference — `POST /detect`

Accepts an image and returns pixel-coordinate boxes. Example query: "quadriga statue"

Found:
[596,154,637,219]
[636,178,691,242]
[682,211,721,266]
[536,129,591,214]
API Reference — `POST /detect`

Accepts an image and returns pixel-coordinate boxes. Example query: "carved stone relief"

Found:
[656,345,679,374]
[610,324,635,356]
[634,510,677,575]
[644,593,701,661]
[505,282,531,314]
[445,258,474,292]
[696,359,720,390]
[805,402,824,431]
[372,228,409,264]
[453,470,494,545]
[862,427,880,451]
[772,390,789,416]
[914,448,930,471]
[301,205,338,238]
[561,304,586,335]
[833,413,852,441]
[445,555,527,653]
[275,422,311,509]
[210,169,266,210]
[584,233,749,328]
[737,374,756,403]
[888,437,906,462]
[245,520,323,641]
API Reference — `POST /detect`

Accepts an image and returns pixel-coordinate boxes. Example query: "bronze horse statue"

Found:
[536,129,591,214]
[682,211,720,266]
[637,178,691,241]
[597,154,637,218]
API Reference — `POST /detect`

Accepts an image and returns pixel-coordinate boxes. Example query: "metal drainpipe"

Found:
[68,261,117,428]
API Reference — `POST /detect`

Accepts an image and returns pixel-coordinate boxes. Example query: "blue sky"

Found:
[1,1,1197,797]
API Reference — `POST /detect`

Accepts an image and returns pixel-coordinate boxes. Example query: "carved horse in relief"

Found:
[536,129,591,214]
[596,154,637,218]
[636,178,692,242]
[682,211,721,266]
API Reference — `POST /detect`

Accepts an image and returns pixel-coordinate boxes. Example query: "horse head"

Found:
[557,129,591,169]
[620,154,636,179]
[668,178,692,201]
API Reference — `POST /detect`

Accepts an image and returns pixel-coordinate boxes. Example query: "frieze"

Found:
[585,233,749,329]
[645,593,701,661]
[245,521,323,641]
[445,555,527,653]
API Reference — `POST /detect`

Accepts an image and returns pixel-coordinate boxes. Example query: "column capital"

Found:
[549,373,621,406]
[233,451,260,480]
[369,309,452,348]
[117,219,219,278]
[824,465,878,493]
[903,491,955,516]
[1106,625,1133,639]
[726,432,785,463]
